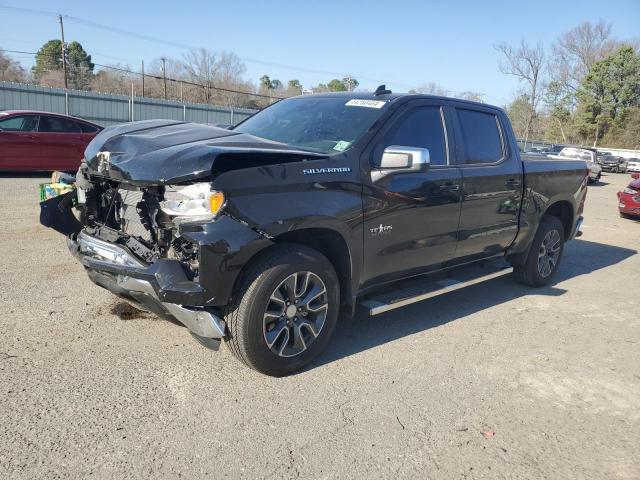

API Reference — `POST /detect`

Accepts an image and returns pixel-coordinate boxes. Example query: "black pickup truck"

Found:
[41,88,588,376]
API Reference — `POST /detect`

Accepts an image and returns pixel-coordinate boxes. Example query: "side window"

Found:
[378,106,448,166]
[79,122,99,133]
[39,116,82,133]
[0,115,38,132]
[457,109,503,164]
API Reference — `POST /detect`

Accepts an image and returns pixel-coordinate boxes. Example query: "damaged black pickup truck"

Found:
[42,88,588,376]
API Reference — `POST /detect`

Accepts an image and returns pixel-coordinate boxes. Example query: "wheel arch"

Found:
[543,200,574,240]
[231,227,356,314]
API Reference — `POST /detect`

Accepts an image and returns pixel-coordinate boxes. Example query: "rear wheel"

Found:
[224,244,339,376]
[513,215,565,287]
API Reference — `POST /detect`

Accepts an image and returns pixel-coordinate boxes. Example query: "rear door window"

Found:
[79,122,99,133]
[0,115,39,132]
[377,106,448,166]
[456,109,504,164]
[39,116,82,133]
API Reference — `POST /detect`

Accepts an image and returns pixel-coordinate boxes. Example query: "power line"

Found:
[0,5,496,101]
[0,4,415,90]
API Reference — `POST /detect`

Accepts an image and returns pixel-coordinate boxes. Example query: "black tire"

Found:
[513,215,565,287]
[224,244,339,376]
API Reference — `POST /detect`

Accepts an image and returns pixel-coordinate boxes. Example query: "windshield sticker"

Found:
[345,99,386,109]
[333,140,351,152]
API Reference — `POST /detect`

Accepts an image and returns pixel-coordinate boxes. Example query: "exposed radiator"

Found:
[118,189,153,242]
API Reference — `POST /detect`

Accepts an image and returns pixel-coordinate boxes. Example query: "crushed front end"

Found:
[44,165,233,350]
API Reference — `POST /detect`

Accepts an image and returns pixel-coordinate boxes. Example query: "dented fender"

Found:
[178,215,274,305]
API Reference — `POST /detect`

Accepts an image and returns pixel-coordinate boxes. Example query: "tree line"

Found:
[0,41,363,110]
[496,20,640,149]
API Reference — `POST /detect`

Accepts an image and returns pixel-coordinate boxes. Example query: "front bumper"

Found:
[69,231,226,348]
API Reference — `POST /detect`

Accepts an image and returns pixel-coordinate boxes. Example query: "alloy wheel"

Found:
[537,229,561,278]
[263,271,328,357]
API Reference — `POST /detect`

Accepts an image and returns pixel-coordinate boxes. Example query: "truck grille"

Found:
[118,189,153,242]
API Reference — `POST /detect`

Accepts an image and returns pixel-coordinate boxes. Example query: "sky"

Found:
[0,0,638,105]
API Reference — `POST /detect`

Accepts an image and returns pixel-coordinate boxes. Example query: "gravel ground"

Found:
[0,171,638,480]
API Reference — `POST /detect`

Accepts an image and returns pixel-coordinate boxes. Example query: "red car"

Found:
[0,110,102,172]
[618,173,640,218]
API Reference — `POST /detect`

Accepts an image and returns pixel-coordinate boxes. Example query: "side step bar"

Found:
[360,264,514,316]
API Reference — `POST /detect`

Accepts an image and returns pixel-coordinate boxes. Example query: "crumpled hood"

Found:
[84,119,326,185]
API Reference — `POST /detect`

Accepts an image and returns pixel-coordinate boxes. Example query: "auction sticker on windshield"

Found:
[334,140,351,151]
[345,99,386,108]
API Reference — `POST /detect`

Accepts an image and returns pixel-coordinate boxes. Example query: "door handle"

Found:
[439,184,460,192]
[505,178,521,187]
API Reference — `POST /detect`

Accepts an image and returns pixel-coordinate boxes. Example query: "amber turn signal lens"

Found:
[209,191,225,214]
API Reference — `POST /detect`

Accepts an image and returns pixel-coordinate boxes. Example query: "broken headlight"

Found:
[160,183,225,224]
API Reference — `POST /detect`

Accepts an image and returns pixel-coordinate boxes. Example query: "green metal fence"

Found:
[0,82,257,127]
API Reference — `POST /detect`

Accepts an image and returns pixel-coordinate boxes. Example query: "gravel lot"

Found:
[0,171,638,479]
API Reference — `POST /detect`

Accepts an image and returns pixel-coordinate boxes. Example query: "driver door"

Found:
[360,101,462,287]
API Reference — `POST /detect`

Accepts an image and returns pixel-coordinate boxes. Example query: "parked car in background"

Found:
[552,147,601,183]
[617,174,640,218]
[599,152,627,173]
[0,110,102,172]
[626,158,640,173]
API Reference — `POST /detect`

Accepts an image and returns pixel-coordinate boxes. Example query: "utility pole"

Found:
[141,60,145,97]
[346,75,353,92]
[58,15,68,89]
[161,56,167,99]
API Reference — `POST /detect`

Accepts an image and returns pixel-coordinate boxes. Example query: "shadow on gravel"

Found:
[309,239,636,371]
[110,301,149,320]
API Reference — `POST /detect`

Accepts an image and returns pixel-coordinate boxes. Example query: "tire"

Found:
[224,244,340,376]
[513,215,565,287]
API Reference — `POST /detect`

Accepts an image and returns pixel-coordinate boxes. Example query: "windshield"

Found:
[233,97,388,154]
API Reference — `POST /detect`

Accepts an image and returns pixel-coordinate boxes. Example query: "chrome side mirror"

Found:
[372,145,430,181]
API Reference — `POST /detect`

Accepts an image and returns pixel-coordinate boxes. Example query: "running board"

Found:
[360,262,514,316]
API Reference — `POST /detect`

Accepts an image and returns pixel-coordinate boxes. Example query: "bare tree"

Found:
[496,40,545,142]
[214,51,247,106]
[550,20,618,95]
[0,50,27,82]
[455,91,485,102]
[182,48,219,103]
[38,69,66,88]
[409,82,448,96]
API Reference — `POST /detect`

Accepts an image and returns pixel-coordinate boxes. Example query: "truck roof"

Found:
[302,90,492,110]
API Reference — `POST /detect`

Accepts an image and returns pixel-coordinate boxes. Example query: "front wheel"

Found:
[224,244,339,376]
[513,215,565,287]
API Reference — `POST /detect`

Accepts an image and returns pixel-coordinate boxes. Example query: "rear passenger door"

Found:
[451,106,523,263]
[38,115,85,171]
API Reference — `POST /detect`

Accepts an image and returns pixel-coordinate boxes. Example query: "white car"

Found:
[551,147,602,183]
[627,158,640,173]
